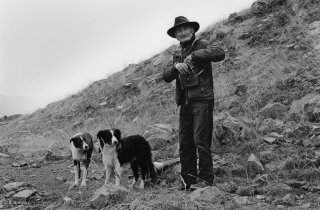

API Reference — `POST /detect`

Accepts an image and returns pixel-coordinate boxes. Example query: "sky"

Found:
[0,0,256,114]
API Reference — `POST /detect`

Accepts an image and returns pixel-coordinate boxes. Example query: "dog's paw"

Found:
[80,182,87,187]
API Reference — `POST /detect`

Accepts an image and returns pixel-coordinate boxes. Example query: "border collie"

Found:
[70,132,93,188]
[97,129,156,189]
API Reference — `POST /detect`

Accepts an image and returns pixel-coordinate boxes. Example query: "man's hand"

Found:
[174,63,191,74]
[183,55,191,63]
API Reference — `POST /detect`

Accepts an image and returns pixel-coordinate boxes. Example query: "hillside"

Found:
[1,0,320,209]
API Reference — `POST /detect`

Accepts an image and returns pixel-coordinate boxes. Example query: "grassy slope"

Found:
[1,0,319,153]
[0,0,318,159]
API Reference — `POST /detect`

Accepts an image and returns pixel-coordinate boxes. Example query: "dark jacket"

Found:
[163,38,225,105]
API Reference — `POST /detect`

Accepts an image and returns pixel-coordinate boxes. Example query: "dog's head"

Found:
[70,134,90,151]
[97,129,121,150]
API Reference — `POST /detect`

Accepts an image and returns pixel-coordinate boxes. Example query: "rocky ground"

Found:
[2,119,320,210]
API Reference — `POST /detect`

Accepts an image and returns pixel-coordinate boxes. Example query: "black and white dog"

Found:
[70,132,93,188]
[97,129,157,189]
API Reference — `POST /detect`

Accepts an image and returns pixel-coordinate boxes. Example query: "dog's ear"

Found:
[114,129,121,140]
[70,137,75,143]
[99,138,104,149]
[97,131,104,149]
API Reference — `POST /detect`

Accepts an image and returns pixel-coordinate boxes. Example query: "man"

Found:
[163,16,225,190]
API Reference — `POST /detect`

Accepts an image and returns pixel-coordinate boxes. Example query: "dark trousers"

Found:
[179,100,214,185]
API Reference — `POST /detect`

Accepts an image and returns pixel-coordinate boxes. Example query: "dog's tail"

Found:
[153,161,164,175]
[144,141,157,180]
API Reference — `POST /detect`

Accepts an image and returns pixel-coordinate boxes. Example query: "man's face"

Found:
[175,25,194,42]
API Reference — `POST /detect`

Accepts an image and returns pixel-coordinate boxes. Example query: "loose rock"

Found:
[247,153,264,176]
[4,182,27,192]
[12,190,38,202]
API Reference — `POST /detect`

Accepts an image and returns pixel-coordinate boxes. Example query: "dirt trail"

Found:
[0,154,119,209]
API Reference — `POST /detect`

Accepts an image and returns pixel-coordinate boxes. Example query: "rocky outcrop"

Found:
[144,124,176,150]
[90,184,129,209]
[258,102,287,119]
[290,94,320,122]
[213,112,247,145]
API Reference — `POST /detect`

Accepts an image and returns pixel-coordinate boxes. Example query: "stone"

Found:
[290,94,320,122]
[190,186,225,206]
[213,112,246,145]
[301,203,311,209]
[0,153,9,158]
[258,118,284,134]
[236,186,255,196]
[256,195,266,200]
[232,196,250,205]
[12,190,38,202]
[5,191,16,198]
[63,197,72,204]
[309,185,320,192]
[247,153,264,176]
[262,132,284,144]
[281,193,296,206]
[285,180,307,188]
[302,139,312,147]
[144,124,176,150]
[132,116,140,123]
[90,184,129,209]
[99,101,107,107]
[4,182,27,192]
[308,21,320,36]
[251,0,267,16]
[259,102,287,119]
[31,163,41,168]
[262,136,277,144]
[12,162,27,167]
[268,132,284,139]
[146,135,171,150]
[41,143,70,161]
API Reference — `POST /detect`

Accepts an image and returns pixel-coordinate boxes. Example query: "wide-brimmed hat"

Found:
[167,16,200,38]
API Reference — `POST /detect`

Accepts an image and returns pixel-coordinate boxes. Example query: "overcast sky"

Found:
[0,0,255,113]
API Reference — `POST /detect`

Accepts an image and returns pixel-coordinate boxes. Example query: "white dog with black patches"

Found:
[70,132,93,188]
[97,129,158,189]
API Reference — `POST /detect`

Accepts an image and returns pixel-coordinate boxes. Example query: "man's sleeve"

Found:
[163,65,178,83]
[191,41,225,63]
